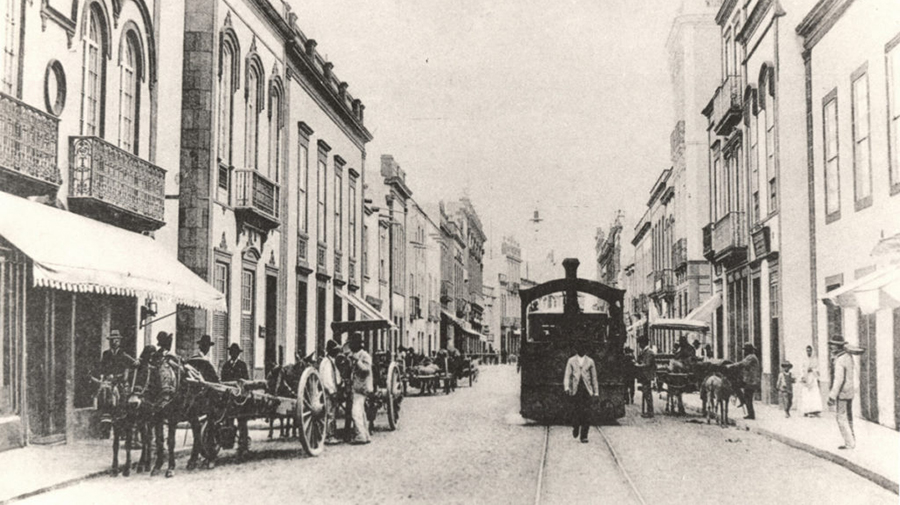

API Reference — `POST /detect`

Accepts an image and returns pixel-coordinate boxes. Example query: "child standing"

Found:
[777,361,795,418]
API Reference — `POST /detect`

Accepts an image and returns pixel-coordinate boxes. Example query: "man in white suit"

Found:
[563,341,599,443]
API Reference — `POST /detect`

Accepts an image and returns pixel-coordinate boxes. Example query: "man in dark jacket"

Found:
[98,329,136,379]
[728,343,761,419]
[220,343,250,455]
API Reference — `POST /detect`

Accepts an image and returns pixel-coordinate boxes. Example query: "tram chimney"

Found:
[562,258,580,315]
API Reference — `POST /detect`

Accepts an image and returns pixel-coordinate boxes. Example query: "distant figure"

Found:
[727,343,760,420]
[693,340,702,359]
[827,338,855,450]
[563,341,598,443]
[702,344,713,360]
[776,361,795,418]
[622,347,636,404]
[635,335,656,418]
[800,345,823,417]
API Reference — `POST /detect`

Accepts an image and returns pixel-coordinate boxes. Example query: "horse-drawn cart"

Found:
[190,364,328,458]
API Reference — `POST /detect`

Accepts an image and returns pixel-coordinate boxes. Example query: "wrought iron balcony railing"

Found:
[316,242,327,272]
[652,269,675,298]
[68,136,165,232]
[0,92,61,196]
[234,169,280,231]
[672,238,688,270]
[711,75,742,136]
[334,250,343,280]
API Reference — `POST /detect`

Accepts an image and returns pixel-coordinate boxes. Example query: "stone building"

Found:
[175,0,373,379]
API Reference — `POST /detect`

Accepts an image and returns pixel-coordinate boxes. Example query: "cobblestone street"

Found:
[17,366,897,505]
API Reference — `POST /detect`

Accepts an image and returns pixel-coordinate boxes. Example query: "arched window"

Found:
[118,32,141,154]
[81,6,107,136]
[267,78,283,183]
[217,31,238,203]
[245,63,261,171]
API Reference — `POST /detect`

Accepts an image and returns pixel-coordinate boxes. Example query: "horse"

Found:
[265,359,310,439]
[139,352,213,477]
[702,373,732,427]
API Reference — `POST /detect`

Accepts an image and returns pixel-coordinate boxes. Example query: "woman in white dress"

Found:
[800,345,823,417]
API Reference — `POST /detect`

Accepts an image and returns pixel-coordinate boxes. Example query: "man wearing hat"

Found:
[188,334,219,382]
[319,340,343,445]
[827,338,856,449]
[635,335,656,418]
[220,343,250,455]
[99,330,136,379]
[348,332,373,444]
[728,343,761,419]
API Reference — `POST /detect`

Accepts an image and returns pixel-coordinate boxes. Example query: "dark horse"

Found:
[95,372,148,476]
[265,354,316,439]
[138,351,215,477]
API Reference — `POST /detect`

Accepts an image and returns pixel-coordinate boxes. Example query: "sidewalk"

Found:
[680,392,900,494]
[0,427,195,504]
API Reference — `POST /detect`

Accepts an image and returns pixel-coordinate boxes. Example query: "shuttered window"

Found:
[241,269,255,371]
[213,262,229,368]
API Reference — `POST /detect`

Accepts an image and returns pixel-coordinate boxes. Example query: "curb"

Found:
[1,447,193,505]
[684,405,899,495]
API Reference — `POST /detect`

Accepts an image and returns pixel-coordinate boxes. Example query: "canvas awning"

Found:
[649,318,710,332]
[441,309,480,338]
[0,191,225,311]
[685,292,721,322]
[340,290,394,326]
[823,264,900,314]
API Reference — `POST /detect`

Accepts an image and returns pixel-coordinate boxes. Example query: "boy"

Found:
[777,361,795,418]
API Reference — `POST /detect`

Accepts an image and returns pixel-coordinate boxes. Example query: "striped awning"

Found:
[0,191,225,311]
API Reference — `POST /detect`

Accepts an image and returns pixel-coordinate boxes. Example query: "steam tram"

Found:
[519,258,629,424]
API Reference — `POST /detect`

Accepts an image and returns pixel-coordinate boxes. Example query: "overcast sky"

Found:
[298,0,681,277]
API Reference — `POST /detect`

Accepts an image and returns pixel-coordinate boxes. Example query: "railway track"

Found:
[533,425,647,505]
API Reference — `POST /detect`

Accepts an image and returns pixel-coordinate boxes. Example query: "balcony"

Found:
[0,92,61,197]
[234,169,280,231]
[440,280,453,304]
[316,242,327,272]
[409,296,421,320]
[711,211,748,266]
[651,269,675,299]
[498,273,508,285]
[348,257,357,287]
[456,297,468,318]
[711,75,742,137]
[68,136,165,232]
[702,223,714,261]
[672,238,688,271]
[428,300,440,322]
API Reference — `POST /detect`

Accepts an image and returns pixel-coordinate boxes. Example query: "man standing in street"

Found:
[635,335,656,418]
[827,338,856,449]
[349,332,373,444]
[319,340,343,445]
[563,341,598,443]
[728,343,761,419]
[188,334,218,381]
[220,343,251,456]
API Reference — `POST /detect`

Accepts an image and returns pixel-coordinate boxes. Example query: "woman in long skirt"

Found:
[800,345,823,417]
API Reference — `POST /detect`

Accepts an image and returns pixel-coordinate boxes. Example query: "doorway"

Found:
[858,311,878,423]
[27,290,71,444]
[265,274,278,375]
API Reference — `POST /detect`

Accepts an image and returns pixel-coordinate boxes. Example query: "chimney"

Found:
[562,258,580,315]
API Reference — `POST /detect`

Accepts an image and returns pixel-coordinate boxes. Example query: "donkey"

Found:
[266,355,315,439]
[702,373,732,427]
[95,374,141,476]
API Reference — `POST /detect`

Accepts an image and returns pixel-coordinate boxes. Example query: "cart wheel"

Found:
[199,419,220,460]
[386,362,402,431]
[296,367,327,456]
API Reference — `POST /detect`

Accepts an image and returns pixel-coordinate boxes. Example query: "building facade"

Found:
[798,0,900,429]
[176,0,373,379]
[0,0,224,450]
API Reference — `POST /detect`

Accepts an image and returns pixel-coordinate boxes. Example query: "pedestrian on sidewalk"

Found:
[563,341,599,443]
[827,338,856,450]
[800,345,823,417]
[777,361,795,418]
[635,335,656,419]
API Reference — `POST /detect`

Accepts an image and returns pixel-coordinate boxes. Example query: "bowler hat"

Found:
[198,334,214,346]
[107,329,123,340]
[827,337,846,347]
[228,343,243,353]
[325,340,339,352]
[742,343,756,352]
[781,361,793,369]
[156,331,172,346]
